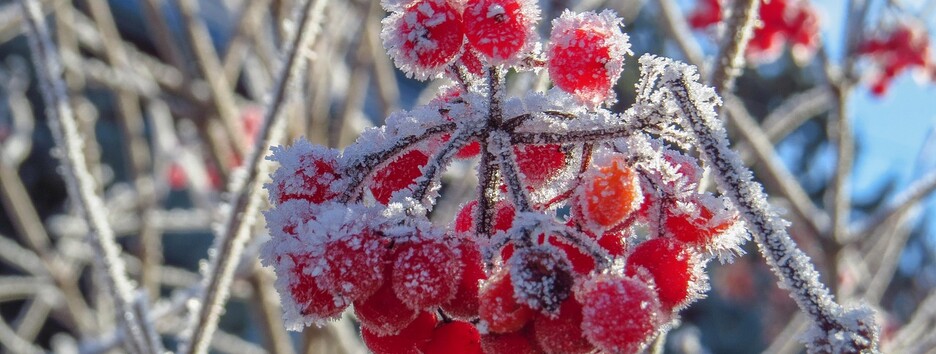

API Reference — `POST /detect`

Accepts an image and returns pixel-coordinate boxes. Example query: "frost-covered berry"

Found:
[532,298,594,354]
[577,274,662,353]
[463,0,540,63]
[423,320,483,354]
[547,10,631,106]
[442,236,487,319]
[371,149,429,204]
[283,254,349,322]
[362,311,438,354]
[576,156,642,231]
[514,144,567,188]
[508,245,574,313]
[355,266,420,335]
[454,200,516,235]
[268,141,341,205]
[381,0,466,79]
[321,229,389,301]
[663,196,738,250]
[392,237,461,310]
[625,238,698,310]
[479,268,533,333]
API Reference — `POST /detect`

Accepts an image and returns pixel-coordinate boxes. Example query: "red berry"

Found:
[577,275,662,353]
[456,140,482,159]
[480,326,544,354]
[663,197,736,248]
[459,48,486,77]
[463,0,539,63]
[578,156,642,231]
[514,144,566,188]
[687,0,720,29]
[269,142,341,205]
[548,237,595,275]
[442,237,487,319]
[355,266,419,335]
[547,10,630,105]
[371,149,429,204]
[382,0,465,78]
[423,321,483,354]
[285,254,348,321]
[532,298,594,354]
[455,200,516,235]
[625,238,696,310]
[479,269,532,333]
[362,311,438,354]
[392,238,460,310]
[321,230,389,301]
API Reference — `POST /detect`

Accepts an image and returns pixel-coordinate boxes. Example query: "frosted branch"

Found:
[659,58,879,353]
[709,0,759,94]
[18,1,160,353]
[180,0,329,352]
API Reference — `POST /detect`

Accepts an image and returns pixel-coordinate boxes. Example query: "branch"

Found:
[662,61,879,353]
[708,0,760,94]
[180,0,329,352]
[18,1,160,353]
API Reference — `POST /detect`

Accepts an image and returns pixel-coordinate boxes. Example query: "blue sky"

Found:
[810,0,936,215]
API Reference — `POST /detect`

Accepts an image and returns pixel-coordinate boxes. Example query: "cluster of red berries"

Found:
[858,21,935,96]
[689,0,820,63]
[261,1,746,353]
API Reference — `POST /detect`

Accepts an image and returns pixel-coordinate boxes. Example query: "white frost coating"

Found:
[645,54,879,352]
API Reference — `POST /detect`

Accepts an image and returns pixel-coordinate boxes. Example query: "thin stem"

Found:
[18,0,158,353]
[510,124,638,144]
[181,0,329,352]
[709,0,760,95]
[664,63,877,352]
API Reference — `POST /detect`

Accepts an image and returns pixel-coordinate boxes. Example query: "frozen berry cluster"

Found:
[261,0,746,353]
[857,21,935,96]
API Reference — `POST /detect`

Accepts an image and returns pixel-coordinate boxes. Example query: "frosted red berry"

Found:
[547,10,631,105]
[508,246,574,313]
[286,254,348,320]
[664,197,737,248]
[577,274,662,353]
[355,266,419,335]
[382,0,466,78]
[625,238,695,310]
[514,144,566,188]
[268,142,341,205]
[463,0,539,63]
[532,298,594,354]
[392,237,461,310]
[479,269,533,333]
[370,149,429,204]
[442,236,487,319]
[480,326,544,354]
[321,230,389,301]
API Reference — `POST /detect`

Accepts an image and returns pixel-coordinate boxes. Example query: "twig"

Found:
[853,169,936,241]
[662,60,878,353]
[18,1,161,353]
[180,0,330,352]
[708,0,760,95]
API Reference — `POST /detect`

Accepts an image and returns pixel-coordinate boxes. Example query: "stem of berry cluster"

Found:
[666,68,878,352]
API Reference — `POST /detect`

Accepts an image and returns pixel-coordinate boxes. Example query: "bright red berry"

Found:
[362,311,438,354]
[285,254,348,321]
[625,238,696,310]
[532,298,594,354]
[354,266,419,335]
[463,0,539,63]
[479,268,533,333]
[382,0,465,78]
[514,144,567,188]
[370,149,429,204]
[547,10,631,105]
[423,321,483,354]
[442,236,487,319]
[392,237,461,310]
[455,200,516,235]
[577,274,663,353]
[321,229,389,301]
[268,141,341,205]
[663,197,737,249]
